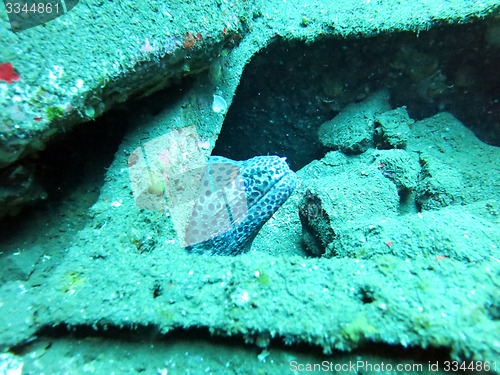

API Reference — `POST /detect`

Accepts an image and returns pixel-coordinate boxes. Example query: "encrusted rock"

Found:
[416,156,465,210]
[374,149,421,192]
[409,112,500,210]
[300,111,500,260]
[298,152,400,257]
[318,91,391,154]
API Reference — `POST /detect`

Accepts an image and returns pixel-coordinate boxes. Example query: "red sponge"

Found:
[0,63,20,84]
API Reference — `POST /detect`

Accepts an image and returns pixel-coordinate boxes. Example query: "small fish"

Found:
[185,155,297,255]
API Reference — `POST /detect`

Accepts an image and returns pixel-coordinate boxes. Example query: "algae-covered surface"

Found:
[1,0,500,373]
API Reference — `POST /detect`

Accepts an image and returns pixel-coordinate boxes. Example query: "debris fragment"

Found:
[212,94,227,113]
[140,38,154,53]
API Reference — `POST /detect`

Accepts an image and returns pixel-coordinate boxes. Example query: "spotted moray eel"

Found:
[185,155,297,255]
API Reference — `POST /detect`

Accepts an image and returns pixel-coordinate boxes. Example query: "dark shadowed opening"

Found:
[214,20,499,170]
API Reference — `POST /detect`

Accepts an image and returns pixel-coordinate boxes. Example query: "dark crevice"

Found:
[0,80,192,257]
[214,19,499,170]
[14,322,456,365]
[0,108,129,284]
[397,188,418,215]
